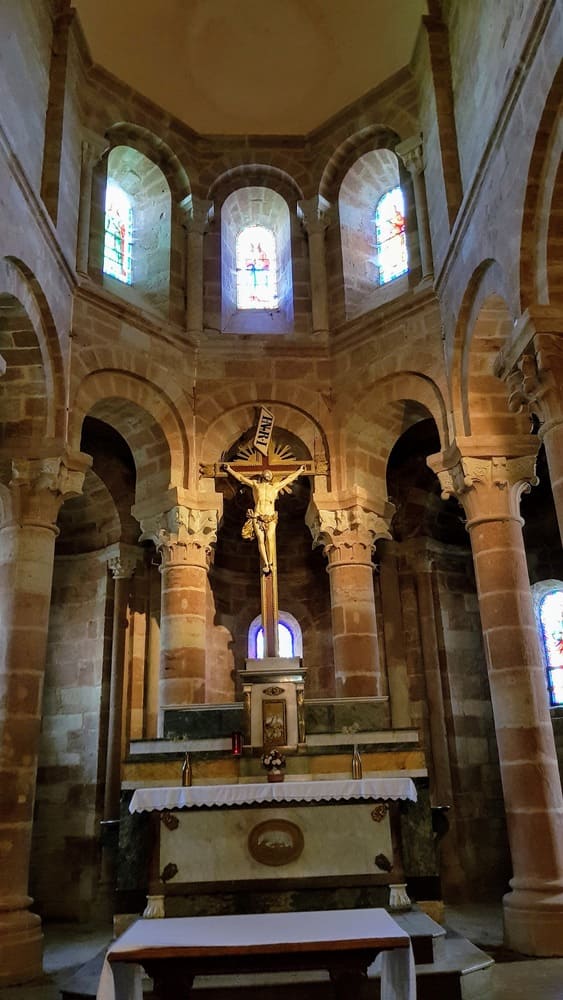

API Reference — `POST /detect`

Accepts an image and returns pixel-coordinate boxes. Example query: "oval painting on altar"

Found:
[248,819,304,866]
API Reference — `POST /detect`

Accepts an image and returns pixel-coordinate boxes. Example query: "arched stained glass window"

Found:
[375,186,408,285]
[104,180,132,284]
[236,225,278,309]
[248,611,302,660]
[539,589,563,706]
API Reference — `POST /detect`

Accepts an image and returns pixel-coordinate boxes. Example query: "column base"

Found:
[0,908,43,985]
[503,887,563,956]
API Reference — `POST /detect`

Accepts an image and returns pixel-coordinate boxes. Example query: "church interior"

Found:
[0,0,562,994]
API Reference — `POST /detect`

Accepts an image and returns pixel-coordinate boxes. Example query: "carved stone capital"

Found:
[432,452,538,527]
[139,505,219,568]
[395,134,424,176]
[108,548,138,580]
[298,196,332,236]
[5,454,90,529]
[183,196,213,236]
[306,500,393,566]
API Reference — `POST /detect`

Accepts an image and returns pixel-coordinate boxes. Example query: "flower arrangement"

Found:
[261,748,286,773]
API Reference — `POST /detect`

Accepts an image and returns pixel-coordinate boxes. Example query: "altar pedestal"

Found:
[243,656,306,749]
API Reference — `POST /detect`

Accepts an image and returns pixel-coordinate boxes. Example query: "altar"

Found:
[125,777,419,917]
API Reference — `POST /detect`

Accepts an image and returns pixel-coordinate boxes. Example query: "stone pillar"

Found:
[0,455,87,985]
[396,135,433,281]
[140,505,219,726]
[407,539,465,894]
[298,196,331,338]
[184,196,212,338]
[76,136,107,276]
[502,310,563,546]
[307,495,393,697]
[103,550,137,823]
[378,540,411,728]
[432,447,563,955]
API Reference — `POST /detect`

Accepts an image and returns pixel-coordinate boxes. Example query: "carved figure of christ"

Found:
[224,464,305,576]
[224,461,304,658]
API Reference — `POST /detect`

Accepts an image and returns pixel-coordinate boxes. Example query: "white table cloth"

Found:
[96,910,416,1000]
[129,776,417,812]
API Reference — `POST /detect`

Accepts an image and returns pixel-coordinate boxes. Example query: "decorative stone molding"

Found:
[395,134,424,176]
[431,451,539,527]
[506,349,563,438]
[4,454,90,529]
[139,505,219,568]
[306,497,393,566]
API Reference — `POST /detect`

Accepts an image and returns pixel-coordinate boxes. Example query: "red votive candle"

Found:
[231,731,243,756]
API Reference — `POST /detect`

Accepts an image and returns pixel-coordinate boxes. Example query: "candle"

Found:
[231,731,243,756]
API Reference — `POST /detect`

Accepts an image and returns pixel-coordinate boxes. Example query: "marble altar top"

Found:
[129,776,417,813]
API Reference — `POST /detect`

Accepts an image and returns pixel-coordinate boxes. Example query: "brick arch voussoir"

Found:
[199,399,330,471]
[105,122,192,204]
[1,256,65,442]
[203,158,310,203]
[520,63,563,310]
[69,369,189,489]
[317,125,402,202]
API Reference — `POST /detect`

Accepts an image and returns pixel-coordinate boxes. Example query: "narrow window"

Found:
[375,186,408,285]
[236,225,278,309]
[104,180,132,284]
[538,589,563,706]
[256,622,294,659]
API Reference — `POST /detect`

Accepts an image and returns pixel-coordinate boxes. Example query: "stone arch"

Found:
[207,164,304,205]
[452,261,529,439]
[69,369,189,503]
[105,123,191,203]
[340,371,450,493]
[318,125,401,203]
[201,157,310,202]
[520,63,563,309]
[0,256,65,449]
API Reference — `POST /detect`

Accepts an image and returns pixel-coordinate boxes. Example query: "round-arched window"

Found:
[374,186,408,285]
[236,225,278,309]
[538,588,563,706]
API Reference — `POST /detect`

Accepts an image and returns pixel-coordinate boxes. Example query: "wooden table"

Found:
[97,909,415,1000]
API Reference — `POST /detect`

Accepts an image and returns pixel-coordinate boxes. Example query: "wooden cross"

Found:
[201,441,327,659]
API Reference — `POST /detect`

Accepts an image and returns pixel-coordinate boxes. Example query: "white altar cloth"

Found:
[129,776,417,813]
[96,910,416,1000]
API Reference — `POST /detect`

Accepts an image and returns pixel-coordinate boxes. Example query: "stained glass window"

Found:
[236,225,277,309]
[539,589,563,705]
[375,186,408,285]
[104,180,132,284]
[256,621,294,659]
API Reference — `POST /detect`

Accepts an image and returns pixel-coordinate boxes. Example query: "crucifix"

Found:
[201,411,326,659]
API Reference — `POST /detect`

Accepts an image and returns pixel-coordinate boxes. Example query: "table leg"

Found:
[329,961,370,999]
[144,961,195,999]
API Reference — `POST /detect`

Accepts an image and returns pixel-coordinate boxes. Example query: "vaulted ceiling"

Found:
[73,0,427,135]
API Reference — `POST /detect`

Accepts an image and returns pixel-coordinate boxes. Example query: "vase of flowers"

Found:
[262,747,286,782]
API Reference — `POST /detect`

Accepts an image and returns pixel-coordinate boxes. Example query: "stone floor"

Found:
[0,905,562,999]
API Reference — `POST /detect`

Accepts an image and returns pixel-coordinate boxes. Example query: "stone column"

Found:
[502,310,563,545]
[378,539,411,728]
[0,455,87,985]
[184,196,212,338]
[396,134,433,281]
[140,505,219,725]
[298,196,331,338]
[103,550,137,823]
[432,448,563,955]
[75,136,107,276]
[307,495,393,697]
[407,539,465,894]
